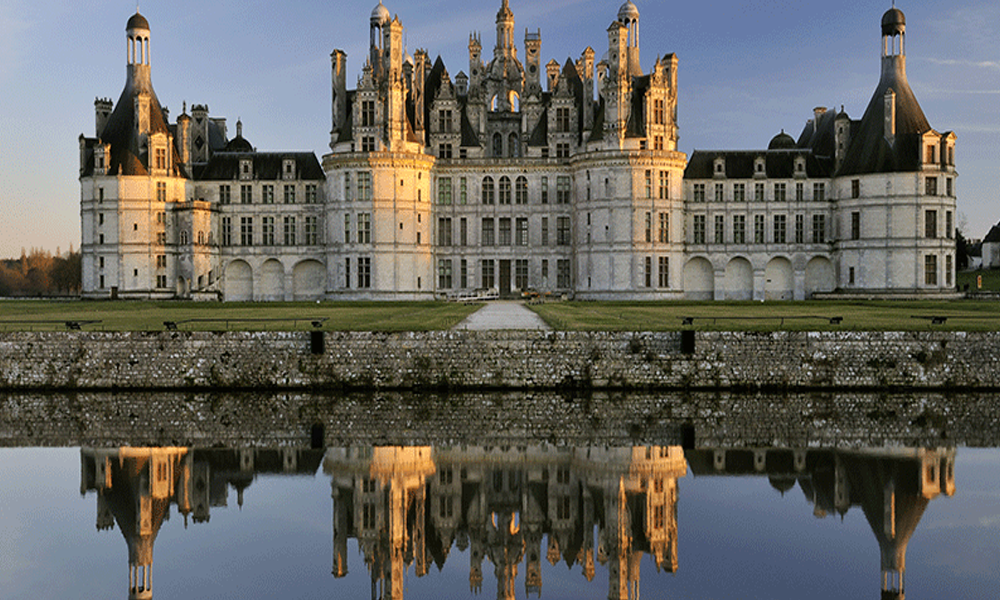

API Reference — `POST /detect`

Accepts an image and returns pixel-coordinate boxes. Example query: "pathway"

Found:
[452,301,552,331]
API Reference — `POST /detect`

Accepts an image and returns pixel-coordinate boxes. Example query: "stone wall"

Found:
[2,331,1000,391]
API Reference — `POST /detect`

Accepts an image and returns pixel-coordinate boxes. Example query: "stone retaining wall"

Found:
[1,331,999,390]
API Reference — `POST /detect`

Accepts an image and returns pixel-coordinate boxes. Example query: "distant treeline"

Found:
[0,249,81,297]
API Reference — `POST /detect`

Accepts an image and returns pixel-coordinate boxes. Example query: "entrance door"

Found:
[499,260,512,298]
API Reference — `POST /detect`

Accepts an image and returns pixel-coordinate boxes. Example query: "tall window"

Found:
[482,218,495,246]
[556,176,570,204]
[754,214,765,243]
[733,215,746,244]
[645,171,653,199]
[556,107,571,132]
[693,215,706,244]
[240,217,253,246]
[925,254,938,286]
[813,183,825,202]
[361,100,375,127]
[306,184,318,204]
[357,213,371,243]
[482,177,495,204]
[774,183,787,202]
[344,213,351,244]
[460,259,468,289]
[156,182,167,202]
[262,216,275,245]
[659,213,669,243]
[556,259,571,288]
[154,147,167,170]
[645,212,652,243]
[795,183,804,202]
[283,216,296,245]
[812,214,826,243]
[499,218,512,245]
[715,183,724,202]
[460,178,468,204]
[438,178,452,205]
[795,214,804,244]
[653,99,665,125]
[925,177,938,196]
[851,179,860,198]
[693,183,705,202]
[284,185,296,204]
[515,259,528,290]
[498,176,512,205]
[438,259,453,289]
[946,211,953,239]
[362,135,376,152]
[851,212,861,240]
[659,171,669,199]
[344,173,352,202]
[715,215,725,244]
[644,256,653,288]
[925,210,938,239]
[438,109,452,133]
[261,185,274,204]
[556,216,571,246]
[219,185,231,205]
[516,218,528,246]
[357,172,372,201]
[438,218,452,246]
[541,217,549,246]
[221,217,232,246]
[304,216,318,245]
[754,183,765,202]
[515,176,528,204]
[460,218,468,246]
[733,183,746,202]
[481,260,495,289]
[358,257,371,289]
[773,214,787,244]
[658,257,669,288]
[541,177,549,204]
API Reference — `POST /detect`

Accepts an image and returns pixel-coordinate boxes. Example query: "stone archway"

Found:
[293,260,326,301]
[805,256,836,297]
[224,260,253,302]
[765,257,794,300]
[259,259,285,302]
[724,257,753,301]
[683,257,714,300]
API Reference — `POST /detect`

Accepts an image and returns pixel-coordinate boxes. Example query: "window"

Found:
[240,159,252,179]
[481,260,495,289]
[156,182,167,202]
[358,213,371,243]
[754,214,765,243]
[754,182,765,202]
[156,255,166,268]
[946,211,953,239]
[541,217,549,246]
[774,183,787,202]
[262,216,275,245]
[851,212,861,240]
[482,177,495,204]
[154,147,167,170]
[557,259,571,288]
[460,259,468,288]
[499,218,512,245]
[925,177,938,196]
[556,143,570,158]
[645,212,652,243]
[541,259,549,281]
[659,213,669,243]
[438,259,453,289]
[795,183,804,202]
[240,216,253,246]
[498,176,511,205]
[556,216,571,245]
[460,218,468,246]
[283,160,295,180]
[556,107,571,132]
[222,217,232,246]
[541,177,549,204]
[361,100,375,127]
[305,184,320,204]
[715,215,725,244]
[733,215,746,244]
[813,183,825,202]
[642,170,652,199]
[851,179,860,198]
[946,178,954,197]
[344,173,352,202]
[438,109,452,133]
[812,214,826,243]
[438,217,452,246]
[773,214,787,244]
[344,213,351,244]
[925,254,938,286]
[658,256,669,288]
[304,216,318,245]
[284,185,296,204]
[516,218,528,246]
[345,258,350,288]
[361,136,376,152]
[926,144,936,164]
[653,98,665,125]
[459,178,468,204]
[358,257,371,288]
[515,259,528,290]
[734,183,746,202]
[98,213,104,226]
[262,185,274,204]
[241,185,252,204]
[515,176,528,204]
[156,275,167,289]
[482,218,495,246]
[715,183,724,202]
[849,266,856,285]
[438,143,453,159]
[644,256,653,288]
[357,172,372,201]
[283,216,296,245]
[946,255,953,287]
[693,215,706,244]
[654,136,664,151]
[795,214,804,244]
[556,176,570,204]
[438,178,452,205]
[693,183,705,202]
[659,171,669,200]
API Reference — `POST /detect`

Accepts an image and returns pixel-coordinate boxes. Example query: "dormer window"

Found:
[754,157,766,177]
[283,159,296,180]
[713,157,726,178]
[240,159,253,180]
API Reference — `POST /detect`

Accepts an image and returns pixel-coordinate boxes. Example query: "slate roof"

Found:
[195,152,325,181]
[983,223,1000,244]
[684,149,833,179]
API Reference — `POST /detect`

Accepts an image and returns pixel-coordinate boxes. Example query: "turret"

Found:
[330,49,348,146]
[524,29,542,96]
[95,98,113,137]
[495,0,516,60]
[176,105,191,167]
[618,1,642,77]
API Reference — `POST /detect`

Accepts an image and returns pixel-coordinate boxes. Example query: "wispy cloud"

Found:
[921,57,1000,71]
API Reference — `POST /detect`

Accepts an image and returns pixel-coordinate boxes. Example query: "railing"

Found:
[163,318,327,331]
[0,320,103,331]
[681,316,843,326]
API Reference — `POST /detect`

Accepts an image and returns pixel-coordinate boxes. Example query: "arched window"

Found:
[515,176,528,204]
[509,91,520,112]
[180,230,189,245]
[492,132,504,158]
[482,176,495,204]
[490,95,500,112]
[498,176,512,205]
[509,133,520,157]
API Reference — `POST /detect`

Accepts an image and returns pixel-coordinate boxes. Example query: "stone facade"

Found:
[79,4,957,301]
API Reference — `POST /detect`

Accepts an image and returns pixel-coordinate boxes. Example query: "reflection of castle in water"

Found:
[79,447,324,599]
[324,446,687,600]
[78,444,955,600]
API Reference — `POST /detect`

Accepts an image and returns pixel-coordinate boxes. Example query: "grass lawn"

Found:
[529,300,1000,332]
[0,300,481,332]
[957,269,1000,292]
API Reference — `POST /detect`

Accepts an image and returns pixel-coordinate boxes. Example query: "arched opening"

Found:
[293,260,326,300]
[509,133,520,158]
[492,132,503,158]
[683,257,714,300]
[259,259,285,301]
[508,91,520,112]
[724,257,753,300]
[805,256,835,297]
[765,257,794,300]
[490,95,500,112]
[224,260,253,302]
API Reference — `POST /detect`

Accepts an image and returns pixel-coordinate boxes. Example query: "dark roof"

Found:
[196,152,325,181]
[768,131,797,150]
[882,8,905,35]
[127,12,149,31]
[983,224,1000,244]
[795,108,842,157]
[224,134,254,153]
[685,149,833,179]
[460,103,481,147]
[626,75,650,139]
[837,58,932,176]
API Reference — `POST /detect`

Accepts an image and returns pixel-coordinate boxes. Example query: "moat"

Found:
[1,390,998,599]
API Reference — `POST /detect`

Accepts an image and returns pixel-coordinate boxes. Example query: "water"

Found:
[1,392,998,599]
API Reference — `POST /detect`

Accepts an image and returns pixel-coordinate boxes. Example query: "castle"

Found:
[79,3,958,301]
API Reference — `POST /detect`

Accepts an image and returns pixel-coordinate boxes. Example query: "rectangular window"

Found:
[499,218,512,246]
[262,185,274,204]
[734,183,746,202]
[305,216,318,245]
[773,214,787,244]
[540,177,549,204]
[438,109,452,133]
[460,259,468,289]
[813,182,825,202]
[658,256,669,288]
[795,183,804,202]
[240,216,253,246]
[306,184,318,204]
[659,171,669,200]
[283,216,296,245]
[438,143,453,159]
[774,183,787,202]
[460,217,468,246]
[222,217,232,246]
[345,258,350,289]
[645,212,652,243]
[556,176,571,204]
[262,216,275,245]
[344,213,351,244]
[925,254,938,286]
[659,213,669,243]
[556,107,571,132]
[851,179,860,198]
[482,218,495,246]
[557,259,571,288]
[460,178,468,204]
[644,256,653,288]
[481,260,495,289]
[645,171,653,199]
[654,136,664,151]
[154,147,167,170]
[851,211,861,240]
[516,218,529,246]
[946,211,953,239]
[541,259,549,281]
[357,172,372,201]
[156,274,167,289]
[654,98,665,125]
[156,182,167,202]
[556,216,571,246]
[693,183,705,202]
[358,213,372,243]
[358,257,371,289]
[812,214,826,243]
[714,215,725,244]
[515,177,528,205]
[240,184,252,204]
[754,214,765,243]
[849,266,855,285]
[556,143,570,158]
[284,185,296,204]
[438,217,453,246]
[515,259,529,290]
[715,183,724,202]
[946,255,953,287]
[925,177,938,196]
[733,215,746,244]
[438,259,453,289]
[925,210,937,239]
[156,255,166,268]
[946,178,953,197]
[693,215,706,244]
[795,214,804,244]
[754,182,765,202]
[361,100,375,127]
[219,185,231,205]
[344,173,352,202]
[541,217,549,246]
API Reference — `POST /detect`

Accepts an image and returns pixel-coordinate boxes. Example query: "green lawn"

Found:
[529,300,1000,331]
[957,269,1000,292]
[0,301,481,332]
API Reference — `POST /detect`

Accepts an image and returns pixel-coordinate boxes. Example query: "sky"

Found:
[0,0,997,258]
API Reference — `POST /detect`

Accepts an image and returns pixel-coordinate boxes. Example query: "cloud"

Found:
[921,57,1000,71]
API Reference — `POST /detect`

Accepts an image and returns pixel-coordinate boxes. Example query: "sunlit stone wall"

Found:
[1,331,999,391]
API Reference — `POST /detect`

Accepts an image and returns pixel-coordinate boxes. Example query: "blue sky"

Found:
[0,0,997,257]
